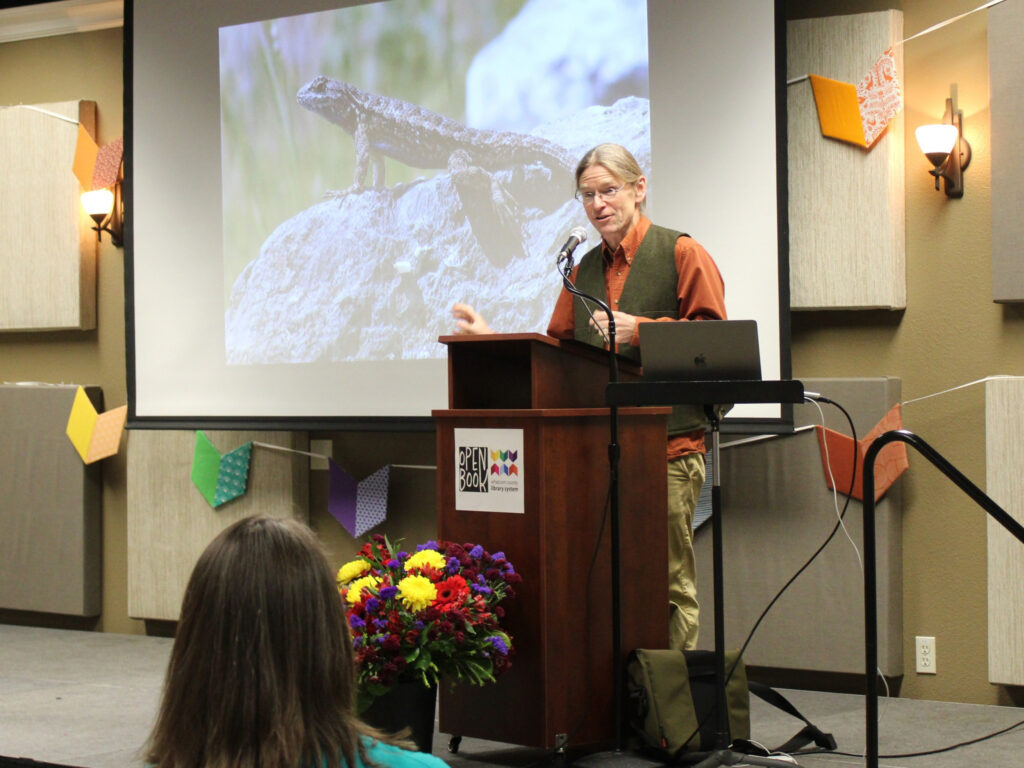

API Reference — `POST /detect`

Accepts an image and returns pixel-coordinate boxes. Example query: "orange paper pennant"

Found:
[816,403,909,501]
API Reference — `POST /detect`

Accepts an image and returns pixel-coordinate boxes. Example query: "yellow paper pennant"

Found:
[66,387,99,462]
[809,75,867,147]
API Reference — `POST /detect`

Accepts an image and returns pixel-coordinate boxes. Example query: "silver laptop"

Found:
[637,319,761,381]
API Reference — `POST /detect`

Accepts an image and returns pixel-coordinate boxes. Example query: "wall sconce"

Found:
[914,84,971,198]
[80,179,123,246]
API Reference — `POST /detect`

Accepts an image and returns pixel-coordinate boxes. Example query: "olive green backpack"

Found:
[626,649,836,762]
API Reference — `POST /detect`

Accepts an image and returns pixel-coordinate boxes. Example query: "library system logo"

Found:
[453,428,524,514]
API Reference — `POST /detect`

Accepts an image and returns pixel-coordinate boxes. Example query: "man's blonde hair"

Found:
[574,143,647,213]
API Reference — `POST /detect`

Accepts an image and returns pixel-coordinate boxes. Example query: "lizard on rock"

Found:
[296,75,577,195]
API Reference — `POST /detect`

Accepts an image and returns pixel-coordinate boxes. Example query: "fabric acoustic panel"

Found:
[989,2,1024,302]
[695,377,903,677]
[0,384,102,616]
[0,100,97,330]
[787,11,905,310]
[986,377,1024,685]
[126,430,309,621]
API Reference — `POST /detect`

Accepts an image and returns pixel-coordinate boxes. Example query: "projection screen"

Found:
[127,0,788,428]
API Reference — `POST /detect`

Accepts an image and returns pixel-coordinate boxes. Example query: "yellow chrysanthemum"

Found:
[397,574,437,612]
[345,574,380,605]
[337,559,370,585]
[404,549,445,573]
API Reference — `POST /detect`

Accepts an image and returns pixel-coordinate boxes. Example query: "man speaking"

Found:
[452,143,726,651]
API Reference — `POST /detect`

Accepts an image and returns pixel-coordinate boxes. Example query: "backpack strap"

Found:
[746,681,837,753]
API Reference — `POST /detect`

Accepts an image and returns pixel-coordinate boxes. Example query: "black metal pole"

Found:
[558,260,624,749]
[707,411,730,747]
[862,429,1024,768]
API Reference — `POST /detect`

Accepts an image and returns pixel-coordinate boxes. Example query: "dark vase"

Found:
[360,680,437,755]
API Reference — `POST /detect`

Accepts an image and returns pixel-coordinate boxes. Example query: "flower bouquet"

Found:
[337,534,521,711]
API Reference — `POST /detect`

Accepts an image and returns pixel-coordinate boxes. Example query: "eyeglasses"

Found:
[575,185,623,206]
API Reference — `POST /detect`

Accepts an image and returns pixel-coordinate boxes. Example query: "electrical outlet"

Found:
[916,635,936,674]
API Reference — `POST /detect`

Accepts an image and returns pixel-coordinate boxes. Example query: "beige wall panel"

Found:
[788,12,905,310]
[0,100,97,330]
[989,1,1024,302]
[0,384,102,616]
[126,430,309,621]
[986,377,1024,685]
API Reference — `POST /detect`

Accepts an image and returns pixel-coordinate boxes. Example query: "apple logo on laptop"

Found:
[694,353,707,367]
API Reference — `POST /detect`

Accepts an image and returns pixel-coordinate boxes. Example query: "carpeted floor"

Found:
[2,625,1022,768]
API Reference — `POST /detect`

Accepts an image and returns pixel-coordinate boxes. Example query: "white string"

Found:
[719,424,815,450]
[901,375,1018,406]
[901,0,1006,44]
[252,441,326,460]
[0,104,79,125]
[251,441,435,470]
[786,0,1007,86]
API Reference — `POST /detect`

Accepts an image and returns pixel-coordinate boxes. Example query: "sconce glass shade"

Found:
[915,124,959,166]
[81,188,115,219]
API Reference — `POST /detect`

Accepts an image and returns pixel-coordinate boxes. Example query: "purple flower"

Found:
[349,615,366,629]
[503,563,516,575]
[413,620,425,630]
[486,635,509,655]
[397,551,408,560]
[379,586,398,600]
[385,559,400,569]
[447,557,460,574]
[375,636,387,644]
[373,618,389,629]
[471,583,492,595]
[353,636,364,649]
[469,545,484,559]
[492,552,505,561]
[416,541,438,552]
[365,598,381,612]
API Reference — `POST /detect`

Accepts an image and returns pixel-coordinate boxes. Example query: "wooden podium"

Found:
[434,334,669,749]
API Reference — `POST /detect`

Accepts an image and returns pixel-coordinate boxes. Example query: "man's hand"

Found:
[452,303,494,335]
[589,310,639,345]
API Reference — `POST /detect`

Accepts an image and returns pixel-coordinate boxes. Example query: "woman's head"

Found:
[146,515,361,768]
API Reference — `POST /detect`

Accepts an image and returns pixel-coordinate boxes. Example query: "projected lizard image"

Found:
[222,0,650,365]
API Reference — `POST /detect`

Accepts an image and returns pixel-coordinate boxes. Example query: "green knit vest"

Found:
[572,224,708,437]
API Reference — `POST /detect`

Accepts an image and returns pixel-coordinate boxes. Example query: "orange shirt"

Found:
[546,216,727,457]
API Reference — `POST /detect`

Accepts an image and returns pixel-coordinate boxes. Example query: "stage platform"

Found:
[1,625,1023,767]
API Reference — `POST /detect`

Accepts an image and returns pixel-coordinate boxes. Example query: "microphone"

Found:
[555,227,588,266]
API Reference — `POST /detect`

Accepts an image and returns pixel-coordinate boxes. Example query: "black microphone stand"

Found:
[557,255,626,751]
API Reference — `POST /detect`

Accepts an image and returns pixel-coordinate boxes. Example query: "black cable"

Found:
[673,394,859,755]
[822,715,1024,758]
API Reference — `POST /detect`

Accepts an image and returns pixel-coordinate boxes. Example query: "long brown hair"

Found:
[144,515,372,768]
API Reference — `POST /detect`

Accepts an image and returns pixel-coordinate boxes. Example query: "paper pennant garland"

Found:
[816,403,909,502]
[328,459,390,538]
[191,431,253,508]
[809,47,901,149]
[65,387,127,464]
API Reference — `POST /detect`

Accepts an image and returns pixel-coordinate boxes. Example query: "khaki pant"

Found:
[667,453,705,650]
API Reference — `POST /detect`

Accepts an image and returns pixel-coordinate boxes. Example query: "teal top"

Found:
[353,736,449,768]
